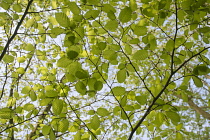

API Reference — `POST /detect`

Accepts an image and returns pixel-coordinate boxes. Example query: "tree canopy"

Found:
[0,0,210,139]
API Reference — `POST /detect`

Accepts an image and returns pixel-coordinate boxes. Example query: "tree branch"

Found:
[0,0,34,61]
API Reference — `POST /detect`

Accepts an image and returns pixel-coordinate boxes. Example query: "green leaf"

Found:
[55,13,70,27]
[75,69,89,79]
[46,90,58,97]
[107,11,116,20]
[13,4,22,12]
[21,86,31,94]
[97,42,106,50]
[133,26,147,36]
[24,104,34,111]
[121,109,127,120]
[16,67,25,74]
[142,8,156,17]
[69,2,80,15]
[119,7,132,23]
[25,18,34,28]
[90,115,100,130]
[192,76,203,87]
[58,119,69,132]
[94,81,103,91]
[120,96,127,107]
[67,51,79,60]
[103,49,117,61]
[176,132,183,140]
[74,131,81,140]
[166,40,174,51]
[52,99,63,115]
[3,54,14,63]
[135,95,147,105]
[133,50,148,60]
[84,10,100,19]
[193,65,210,75]
[42,125,51,136]
[112,86,126,96]
[0,108,14,119]
[198,27,210,33]
[29,91,37,101]
[130,38,140,44]
[130,0,137,11]
[97,108,109,116]
[75,81,87,95]
[49,129,56,140]
[105,20,118,31]
[166,111,180,123]
[17,57,26,63]
[117,69,126,83]
[57,57,71,68]
[87,0,100,5]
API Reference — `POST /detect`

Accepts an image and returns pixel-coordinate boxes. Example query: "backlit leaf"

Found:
[90,115,100,130]
[133,50,148,60]
[119,7,132,23]
[97,108,109,116]
[52,99,63,115]
[117,69,126,83]
[55,13,70,27]
[69,2,80,15]
[3,54,14,63]
[112,86,126,96]
[166,111,180,123]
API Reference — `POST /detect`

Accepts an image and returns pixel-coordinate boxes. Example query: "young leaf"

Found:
[69,2,80,15]
[97,108,109,116]
[90,115,100,130]
[133,26,147,36]
[0,108,14,119]
[133,50,148,60]
[42,125,51,136]
[49,129,56,140]
[75,81,87,95]
[3,54,14,63]
[130,0,137,11]
[26,18,34,28]
[55,13,70,27]
[75,69,89,79]
[23,104,34,111]
[105,20,118,31]
[52,99,63,115]
[112,86,126,96]
[166,111,180,123]
[58,119,69,132]
[117,69,126,83]
[135,95,147,105]
[118,7,132,23]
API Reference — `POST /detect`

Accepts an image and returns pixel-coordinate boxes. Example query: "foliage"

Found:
[0,0,210,139]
